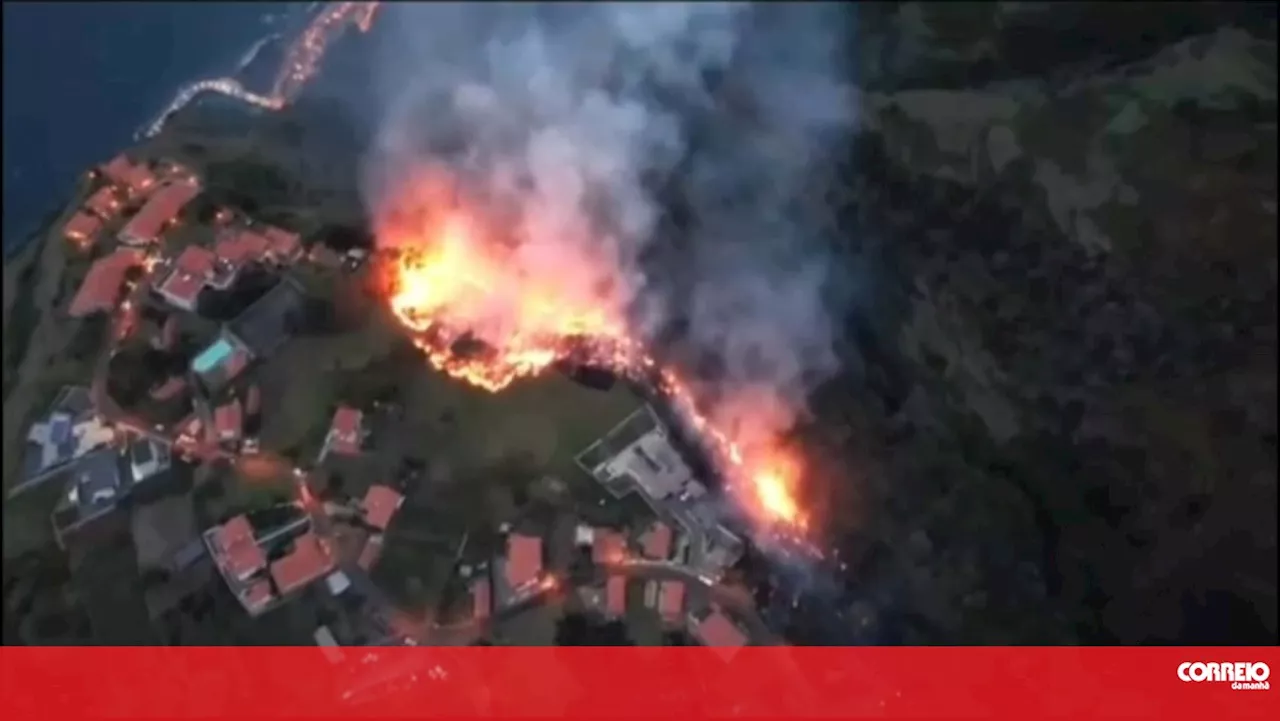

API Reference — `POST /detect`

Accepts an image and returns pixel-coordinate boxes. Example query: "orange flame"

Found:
[377,173,808,532]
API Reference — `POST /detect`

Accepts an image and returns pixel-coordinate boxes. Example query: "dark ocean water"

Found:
[1,2,299,254]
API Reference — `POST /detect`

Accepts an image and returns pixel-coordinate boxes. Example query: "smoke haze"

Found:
[365,2,857,488]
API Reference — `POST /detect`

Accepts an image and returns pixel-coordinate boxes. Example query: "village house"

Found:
[50,448,133,549]
[63,211,103,248]
[269,531,336,597]
[13,387,115,494]
[222,275,307,360]
[354,485,404,572]
[322,406,365,459]
[360,484,404,532]
[495,533,545,608]
[690,608,748,649]
[97,154,157,199]
[67,248,144,318]
[83,186,123,219]
[156,245,216,311]
[204,514,273,615]
[118,178,201,246]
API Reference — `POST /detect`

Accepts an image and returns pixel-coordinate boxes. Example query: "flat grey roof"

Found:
[225,275,306,358]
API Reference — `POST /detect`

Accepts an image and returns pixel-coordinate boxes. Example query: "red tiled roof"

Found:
[693,610,747,648]
[641,522,673,560]
[120,180,200,244]
[605,575,626,617]
[158,245,216,306]
[149,376,187,401]
[215,229,270,268]
[658,581,685,621]
[270,532,333,596]
[216,515,254,548]
[83,186,122,218]
[101,155,154,195]
[592,530,625,566]
[242,580,275,612]
[214,400,242,441]
[327,406,363,455]
[176,244,216,274]
[505,534,543,589]
[123,165,157,197]
[68,248,143,317]
[362,485,404,531]
[473,577,492,620]
[213,515,266,581]
[357,534,384,571]
[64,212,103,244]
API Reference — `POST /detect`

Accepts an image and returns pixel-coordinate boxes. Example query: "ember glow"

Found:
[379,175,809,532]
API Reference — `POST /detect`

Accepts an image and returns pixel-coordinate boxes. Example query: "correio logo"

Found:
[1178,662,1271,691]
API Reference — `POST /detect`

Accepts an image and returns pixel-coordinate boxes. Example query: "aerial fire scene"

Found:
[2,2,1276,710]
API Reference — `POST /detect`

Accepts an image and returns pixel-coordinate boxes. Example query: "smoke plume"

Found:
[365,2,856,494]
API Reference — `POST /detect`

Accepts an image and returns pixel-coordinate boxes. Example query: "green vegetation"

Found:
[3,261,41,399]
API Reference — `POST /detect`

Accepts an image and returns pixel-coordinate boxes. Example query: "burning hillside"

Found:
[378,170,808,532]
[364,4,855,542]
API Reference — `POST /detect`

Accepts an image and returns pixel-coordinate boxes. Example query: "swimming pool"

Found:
[192,338,234,374]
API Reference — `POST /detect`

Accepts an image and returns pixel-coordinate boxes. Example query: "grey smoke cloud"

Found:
[365,2,855,445]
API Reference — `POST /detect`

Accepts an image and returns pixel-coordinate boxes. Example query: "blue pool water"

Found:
[192,338,234,374]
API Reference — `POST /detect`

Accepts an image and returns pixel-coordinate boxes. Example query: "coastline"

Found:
[3,6,305,259]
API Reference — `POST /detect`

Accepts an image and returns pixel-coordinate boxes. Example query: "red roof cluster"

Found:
[641,522,673,560]
[658,581,685,621]
[592,530,626,566]
[83,186,122,219]
[270,532,333,596]
[327,406,363,456]
[157,245,216,307]
[693,610,747,648]
[63,212,103,246]
[362,485,404,531]
[101,155,156,197]
[215,229,270,269]
[214,399,243,442]
[211,515,266,582]
[505,534,543,590]
[68,248,143,317]
[120,180,200,245]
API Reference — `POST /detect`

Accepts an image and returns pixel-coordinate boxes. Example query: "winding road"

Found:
[138,2,379,140]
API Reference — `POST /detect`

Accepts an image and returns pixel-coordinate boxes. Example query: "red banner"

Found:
[1,647,1276,718]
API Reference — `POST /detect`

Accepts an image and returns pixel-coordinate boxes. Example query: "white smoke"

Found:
[365,1,856,446]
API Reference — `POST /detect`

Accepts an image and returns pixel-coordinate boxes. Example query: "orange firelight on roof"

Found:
[378,171,810,534]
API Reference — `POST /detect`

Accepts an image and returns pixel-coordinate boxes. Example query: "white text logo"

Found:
[1178,662,1271,691]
